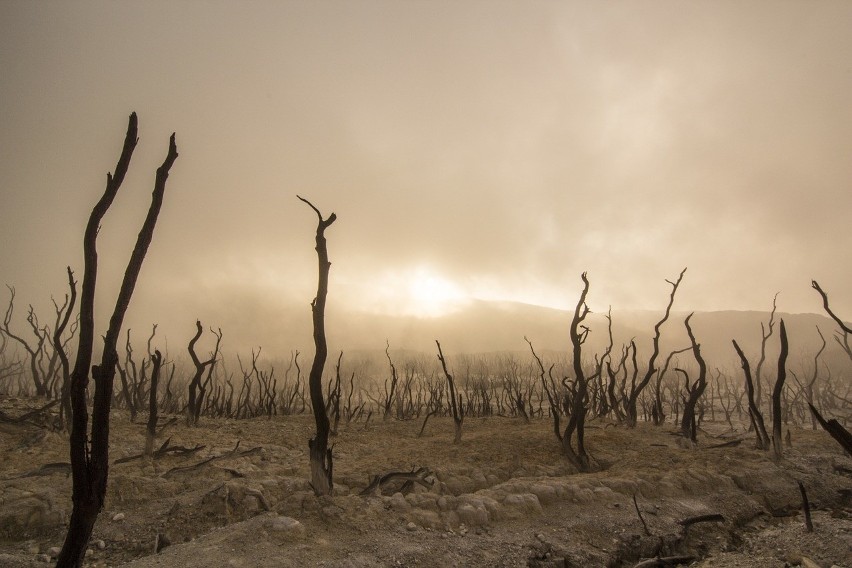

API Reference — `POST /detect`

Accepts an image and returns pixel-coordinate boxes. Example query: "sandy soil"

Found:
[0,397,850,568]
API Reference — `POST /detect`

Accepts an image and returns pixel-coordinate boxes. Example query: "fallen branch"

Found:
[114,437,206,464]
[359,467,434,496]
[7,462,71,479]
[161,441,262,478]
[705,439,743,449]
[0,400,60,426]
[809,403,852,457]
[679,513,725,530]
[633,494,651,536]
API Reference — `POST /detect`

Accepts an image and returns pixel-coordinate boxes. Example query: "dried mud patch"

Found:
[0,404,849,567]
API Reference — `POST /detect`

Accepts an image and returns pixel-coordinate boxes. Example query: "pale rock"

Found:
[266,515,306,541]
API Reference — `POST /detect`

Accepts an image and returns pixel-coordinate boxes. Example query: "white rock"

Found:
[112,512,126,522]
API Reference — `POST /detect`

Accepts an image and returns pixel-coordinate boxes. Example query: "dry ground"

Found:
[1,397,850,567]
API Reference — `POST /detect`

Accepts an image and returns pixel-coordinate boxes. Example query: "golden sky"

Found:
[1,1,850,352]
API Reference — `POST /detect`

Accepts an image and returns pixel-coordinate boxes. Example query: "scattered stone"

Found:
[94,539,106,550]
[111,512,126,522]
[47,546,61,558]
[406,522,417,532]
[36,554,51,563]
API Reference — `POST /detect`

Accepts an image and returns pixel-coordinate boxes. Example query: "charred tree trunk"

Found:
[732,339,770,450]
[772,319,788,460]
[625,268,686,427]
[436,340,464,444]
[562,272,593,472]
[808,403,852,457]
[57,113,177,567]
[144,350,163,457]
[754,294,778,415]
[680,314,707,444]
[186,321,222,426]
[299,196,336,496]
[811,281,852,361]
[53,268,77,432]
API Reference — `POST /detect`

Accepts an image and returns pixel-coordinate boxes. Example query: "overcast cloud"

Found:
[1,1,850,352]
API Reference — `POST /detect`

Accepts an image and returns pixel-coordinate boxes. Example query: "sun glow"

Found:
[351,265,469,317]
[407,267,467,317]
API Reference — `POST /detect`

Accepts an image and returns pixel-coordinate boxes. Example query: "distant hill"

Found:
[135,290,851,374]
[325,300,851,372]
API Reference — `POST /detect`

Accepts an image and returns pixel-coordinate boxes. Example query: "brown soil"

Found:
[1,398,850,567]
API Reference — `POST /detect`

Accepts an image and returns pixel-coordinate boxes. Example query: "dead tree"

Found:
[526,337,561,441]
[794,326,826,430]
[732,339,770,450]
[53,268,77,431]
[57,113,177,567]
[299,195,336,496]
[771,319,789,460]
[562,272,594,472]
[811,280,852,361]
[0,333,25,394]
[754,294,779,410]
[2,287,49,397]
[144,350,163,457]
[186,321,222,426]
[436,340,464,444]
[652,346,690,426]
[625,268,686,427]
[117,330,140,422]
[327,351,343,435]
[679,314,707,444]
[383,341,398,420]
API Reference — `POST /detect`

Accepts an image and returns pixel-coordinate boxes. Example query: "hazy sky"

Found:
[1,1,850,352]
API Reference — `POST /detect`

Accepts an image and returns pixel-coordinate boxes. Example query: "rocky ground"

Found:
[0,396,850,567]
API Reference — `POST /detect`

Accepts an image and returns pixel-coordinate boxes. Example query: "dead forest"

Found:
[0,114,850,568]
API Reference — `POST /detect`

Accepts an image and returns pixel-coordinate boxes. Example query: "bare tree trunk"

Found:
[186,321,221,425]
[299,196,336,496]
[436,340,464,444]
[144,350,163,457]
[680,314,707,444]
[811,281,852,361]
[754,294,779,413]
[53,268,77,431]
[57,114,177,567]
[562,272,593,471]
[772,319,788,460]
[626,268,686,427]
[732,339,770,450]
